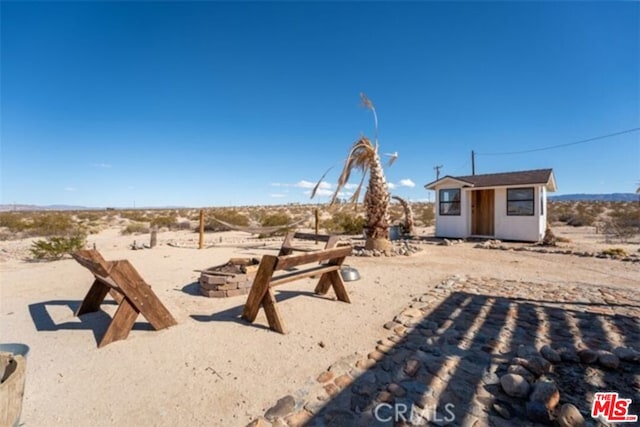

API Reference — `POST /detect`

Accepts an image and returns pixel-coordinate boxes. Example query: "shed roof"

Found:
[424,168,557,191]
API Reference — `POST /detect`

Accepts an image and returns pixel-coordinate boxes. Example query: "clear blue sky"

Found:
[1,1,638,208]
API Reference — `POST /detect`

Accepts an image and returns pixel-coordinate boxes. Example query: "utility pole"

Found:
[471,150,476,175]
[434,165,443,181]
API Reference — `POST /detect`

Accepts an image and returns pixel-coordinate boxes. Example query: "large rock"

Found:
[598,351,620,369]
[530,380,560,410]
[507,365,536,384]
[526,400,552,424]
[613,346,640,362]
[500,374,530,398]
[557,403,586,427]
[540,345,561,363]
[264,395,296,421]
[578,349,598,364]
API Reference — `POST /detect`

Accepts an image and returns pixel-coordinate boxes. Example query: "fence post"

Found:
[314,208,319,244]
[199,209,205,249]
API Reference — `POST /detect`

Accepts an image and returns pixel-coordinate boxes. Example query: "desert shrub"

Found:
[322,212,366,235]
[0,212,30,233]
[121,222,150,235]
[204,209,250,231]
[175,220,192,230]
[119,210,149,222]
[258,212,292,237]
[30,234,86,260]
[150,214,178,230]
[601,247,627,258]
[604,204,640,242]
[417,205,435,227]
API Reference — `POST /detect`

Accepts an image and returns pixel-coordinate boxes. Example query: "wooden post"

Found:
[199,209,205,249]
[150,227,157,248]
[314,208,319,245]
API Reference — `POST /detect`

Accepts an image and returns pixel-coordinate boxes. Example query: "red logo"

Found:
[591,392,638,423]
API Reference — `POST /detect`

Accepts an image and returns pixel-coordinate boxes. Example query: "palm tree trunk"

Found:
[363,151,391,251]
[392,195,415,236]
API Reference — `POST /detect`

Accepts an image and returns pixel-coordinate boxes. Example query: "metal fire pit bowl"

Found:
[340,266,361,282]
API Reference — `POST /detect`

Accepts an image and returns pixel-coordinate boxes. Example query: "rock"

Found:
[598,351,620,369]
[578,349,598,364]
[557,403,586,427]
[316,371,333,383]
[511,356,549,377]
[507,365,536,384]
[264,395,296,421]
[334,374,352,389]
[540,345,561,363]
[246,417,269,427]
[613,346,639,362]
[558,347,580,363]
[530,380,560,410]
[492,401,513,419]
[526,400,552,424]
[500,374,530,398]
[284,410,313,427]
[403,359,421,377]
[517,344,538,358]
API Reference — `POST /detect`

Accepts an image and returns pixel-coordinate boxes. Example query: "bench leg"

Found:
[315,271,350,303]
[242,256,277,322]
[76,279,110,316]
[99,298,139,348]
[262,288,287,334]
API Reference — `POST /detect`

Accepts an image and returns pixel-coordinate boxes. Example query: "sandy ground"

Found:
[0,226,638,426]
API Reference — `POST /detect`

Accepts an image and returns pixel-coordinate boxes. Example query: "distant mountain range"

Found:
[549,193,639,202]
[0,204,95,212]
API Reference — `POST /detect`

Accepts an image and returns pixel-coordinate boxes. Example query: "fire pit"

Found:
[199,258,260,298]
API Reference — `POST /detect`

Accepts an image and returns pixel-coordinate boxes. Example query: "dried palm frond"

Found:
[360,92,379,149]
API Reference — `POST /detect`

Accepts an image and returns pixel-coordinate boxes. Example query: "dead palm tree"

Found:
[392,195,415,236]
[313,93,393,251]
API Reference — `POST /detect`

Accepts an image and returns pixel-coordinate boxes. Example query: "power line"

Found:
[476,127,640,156]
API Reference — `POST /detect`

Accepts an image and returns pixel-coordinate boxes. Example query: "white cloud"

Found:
[295,180,331,190]
[306,188,334,197]
[65,187,77,192]
[344,183,359,190]
[92,163,112,168]
[270,193,287,198]
[398,179,416,188]
[387,182,397,190]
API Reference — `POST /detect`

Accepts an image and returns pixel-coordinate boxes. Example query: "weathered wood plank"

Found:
[99,299,139,348]
[270,264,340,287]
[108,260,177,330]
[275,246,352,271]
[72,250,112,278]
[262,288,286,334]
[328,270,350,303]
[242,255,277,322]
[75,279,110,316]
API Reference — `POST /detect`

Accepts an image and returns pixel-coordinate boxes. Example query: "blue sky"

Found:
[1,1,638,208]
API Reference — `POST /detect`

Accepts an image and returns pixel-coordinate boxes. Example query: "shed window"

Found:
[439,189,461,216]
[507,188,534,216]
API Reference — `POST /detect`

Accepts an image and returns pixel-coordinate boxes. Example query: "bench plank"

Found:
[275,246,352,271]
[270,264,341,287]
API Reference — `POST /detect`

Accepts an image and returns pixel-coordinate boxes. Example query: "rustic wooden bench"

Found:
[71,250,177,348]
[241,242,353,334]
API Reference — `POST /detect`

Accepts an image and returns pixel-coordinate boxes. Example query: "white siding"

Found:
[494,186,544,242]
[434,186,468,238]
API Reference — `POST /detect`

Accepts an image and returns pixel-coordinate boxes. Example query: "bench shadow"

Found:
[28,300,154,346]
[190,290,330,331]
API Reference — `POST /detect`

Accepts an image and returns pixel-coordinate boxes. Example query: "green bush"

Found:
[322,212,365,235]
[30,234,86,260]
[258,212,292,237]
[122,222,150,235]
[418,205,435,227]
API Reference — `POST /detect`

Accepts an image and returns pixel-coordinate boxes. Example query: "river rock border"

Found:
[247,275,640,426]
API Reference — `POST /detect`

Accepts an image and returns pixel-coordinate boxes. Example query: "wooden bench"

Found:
[278,231,341,256]
[71,250,177,348]
[241,242,353,334]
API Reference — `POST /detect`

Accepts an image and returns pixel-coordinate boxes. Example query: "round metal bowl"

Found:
[340,266,361,282]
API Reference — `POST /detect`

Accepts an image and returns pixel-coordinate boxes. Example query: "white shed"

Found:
[424,169,557,242]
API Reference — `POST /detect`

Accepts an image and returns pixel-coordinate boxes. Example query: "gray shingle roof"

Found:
[425,169,556,190]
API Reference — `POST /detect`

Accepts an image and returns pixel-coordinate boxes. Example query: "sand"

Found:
[0,226,638,426]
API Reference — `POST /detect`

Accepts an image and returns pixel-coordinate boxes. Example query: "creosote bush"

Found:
[258,212,292,237]
[322,211,366,235]
[122,222,150,235]
[204,209,250,231]
[30,234,86,260]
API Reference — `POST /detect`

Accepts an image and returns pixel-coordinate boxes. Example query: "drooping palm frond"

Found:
[360,92,379,149]
[310,165,335,199]
[330,137,377,206]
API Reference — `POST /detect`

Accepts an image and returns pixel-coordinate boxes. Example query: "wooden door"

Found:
[472,190,494,236]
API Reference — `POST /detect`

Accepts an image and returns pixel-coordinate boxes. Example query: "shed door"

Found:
[472,190,494,236]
